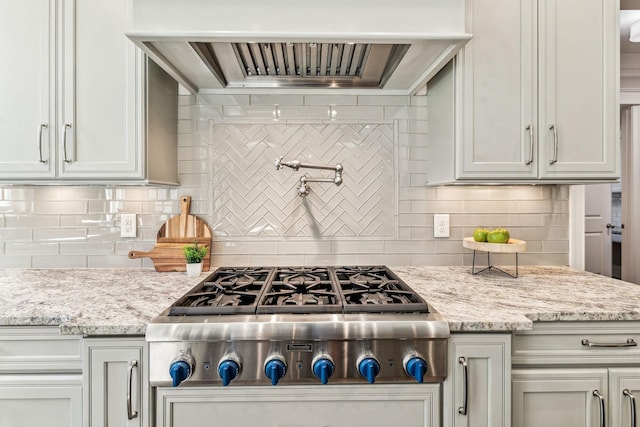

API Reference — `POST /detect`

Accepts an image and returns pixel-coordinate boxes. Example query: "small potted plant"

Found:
[183,241,208,277]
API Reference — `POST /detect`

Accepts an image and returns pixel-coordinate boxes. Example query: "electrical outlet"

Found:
[433,214,450,238]
[120,214,137,238]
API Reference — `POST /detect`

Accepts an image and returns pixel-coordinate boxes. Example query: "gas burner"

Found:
[258,267,341,314]
[167,266,429,315]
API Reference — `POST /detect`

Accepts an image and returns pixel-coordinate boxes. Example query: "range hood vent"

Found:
[191,42,410,89]
[127,0,471,94]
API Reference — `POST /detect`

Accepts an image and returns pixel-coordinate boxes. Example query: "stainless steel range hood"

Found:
[126,0,471,95]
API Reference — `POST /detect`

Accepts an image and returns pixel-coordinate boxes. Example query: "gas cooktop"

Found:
[167,266,429,316]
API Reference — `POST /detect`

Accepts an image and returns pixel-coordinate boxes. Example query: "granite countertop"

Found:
[0,269,199,336]
[393,266,640,332]
[1,266,639,336]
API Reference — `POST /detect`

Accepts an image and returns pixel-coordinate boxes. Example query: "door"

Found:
[584,183,613,277]
[444,335,511,427]
[84,341,144,427]
[0,374,82,427]
[0,0,56,178]
[156,385,440,427]
[609,368,640,427]
[538,0,618,179]
[59,0,143,179]
[512,368,607,427]
[621,106,640,284]
[456,0,537,180]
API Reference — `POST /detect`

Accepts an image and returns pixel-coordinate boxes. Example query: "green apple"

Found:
[473,227,489,242]
[487,227,510,244]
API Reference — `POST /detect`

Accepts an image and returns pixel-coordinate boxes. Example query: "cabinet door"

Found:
[0,0,56,178]
[156,385,440,427]
[609,368,640,427]
[0,374,82,427]
[456,0,537,180]
[444,334,510,427]
[59,0,144,179]
[84,341,146,427]
[538,0,618,179]
[512,368,607,427]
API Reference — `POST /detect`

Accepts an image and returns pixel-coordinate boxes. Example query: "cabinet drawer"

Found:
[512,322,640,366]
[0,327,82,373]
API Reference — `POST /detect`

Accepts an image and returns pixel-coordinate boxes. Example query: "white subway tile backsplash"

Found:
[33,255,87,268]
[357,96,410,106]
[251,94,304,106]
[5,215,58,228]
[6,242,59,255]
[34,228,86,242]
[304,95,357,106]
[0,94,570,268]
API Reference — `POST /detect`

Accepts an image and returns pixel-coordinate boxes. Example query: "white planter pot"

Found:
[186,262,203,277]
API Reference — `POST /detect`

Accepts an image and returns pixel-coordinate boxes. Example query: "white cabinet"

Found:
[512,368,608,427]
[0,0,178,184]
[155,385,441,427]
[512,321,640,427]
[84,338,147,427]
[443,334,511,427]
[426,0,619,185]
[0,327,83,427]
[609,369,640,427]
[0,0,55,178]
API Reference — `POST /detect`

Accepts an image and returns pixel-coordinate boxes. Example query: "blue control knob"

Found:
[312,358,335,385]
[358,357,380,384]
[405,356,428,383]
[217,360,240,387]
[169,360,192,387]
[264,359,287,385]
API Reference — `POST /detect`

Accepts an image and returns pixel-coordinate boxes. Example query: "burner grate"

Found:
[167,266,428,315]
[257,267,342,314]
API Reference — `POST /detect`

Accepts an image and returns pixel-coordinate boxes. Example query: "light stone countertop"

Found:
[0,269,200,336]
[1,266,639,336]
[393,265,640,331]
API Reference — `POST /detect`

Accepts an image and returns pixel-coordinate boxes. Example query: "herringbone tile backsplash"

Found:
[211,123,394,238]
[0,93,570,268]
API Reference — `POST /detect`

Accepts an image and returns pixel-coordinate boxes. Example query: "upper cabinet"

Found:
[0,0,179,185]
[426,0,620,185]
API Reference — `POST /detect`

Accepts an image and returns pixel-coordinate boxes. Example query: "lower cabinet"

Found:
[512,321,640,427]
[513,368,640,427]
[84,338,148,427]
[0,326,83,427]
[0,374,83,427]
[443,334,511,427]
[155,384,440,427]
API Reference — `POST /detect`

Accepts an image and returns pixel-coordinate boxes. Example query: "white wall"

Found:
[0,93,569,268]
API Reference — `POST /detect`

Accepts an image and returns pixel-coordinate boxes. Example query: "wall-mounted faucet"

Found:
[275,157,343,197]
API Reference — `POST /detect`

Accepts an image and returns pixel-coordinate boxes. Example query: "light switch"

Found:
[120,214,137,238]
[433,214,450,238]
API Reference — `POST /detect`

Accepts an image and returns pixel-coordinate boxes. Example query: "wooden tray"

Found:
[463,237,526,253]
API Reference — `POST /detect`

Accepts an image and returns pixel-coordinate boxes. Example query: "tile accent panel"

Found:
[211,123,394,238]
[0,94,570,268]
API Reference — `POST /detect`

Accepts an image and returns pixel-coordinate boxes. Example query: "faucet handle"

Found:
[275,157,284,170]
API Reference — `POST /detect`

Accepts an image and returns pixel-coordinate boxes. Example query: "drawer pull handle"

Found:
[581,338,637,348]
[457,356,468,415]
[624,389,637,427]
[594,390,605,427]
[127,359,139,420]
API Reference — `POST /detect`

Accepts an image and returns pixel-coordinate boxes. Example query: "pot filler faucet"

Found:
[275,157,343,197]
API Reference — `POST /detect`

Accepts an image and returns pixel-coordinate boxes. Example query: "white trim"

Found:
[569,185,585,270]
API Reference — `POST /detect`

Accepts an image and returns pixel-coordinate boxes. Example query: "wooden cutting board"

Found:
[128,239,211,272]
[128,195,212,272]
[157,195,212,240]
